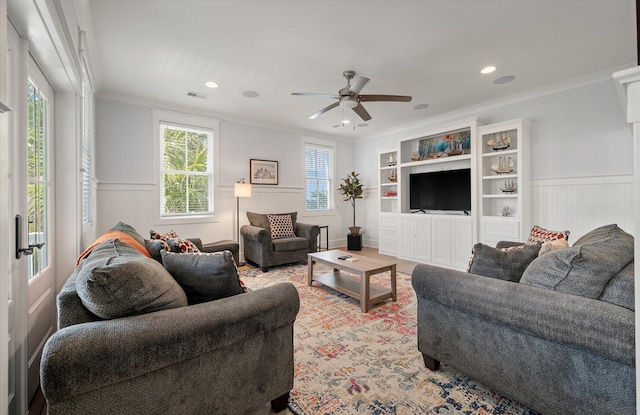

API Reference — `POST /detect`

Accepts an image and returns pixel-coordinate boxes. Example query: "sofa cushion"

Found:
[76,239,188,319]
[468,243,541,282]
[267,214,296,239]
[599,261,634,311]
[247,211,297,230]
[110,221,146,246]
[161,250,245,304]
[520,224,634,299]
[272,237,308,252]
[525,225,570,245]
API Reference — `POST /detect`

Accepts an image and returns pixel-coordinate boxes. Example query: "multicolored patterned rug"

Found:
[240,262,538,415]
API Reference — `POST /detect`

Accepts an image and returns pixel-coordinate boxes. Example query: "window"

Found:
[159,120,215,217]
[81,63,94,225]
[305,141,335,211]
[27,79,50,279]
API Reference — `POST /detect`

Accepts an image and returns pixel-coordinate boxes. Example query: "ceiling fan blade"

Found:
[360,94,412,102]
[348,76,370,94]
[352,103,372,121]
[309,102,340,119]
[292,92,340,99]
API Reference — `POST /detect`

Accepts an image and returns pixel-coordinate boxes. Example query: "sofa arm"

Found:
[295,223,320,251]
[411,264,634,366]
[41,283,299,403]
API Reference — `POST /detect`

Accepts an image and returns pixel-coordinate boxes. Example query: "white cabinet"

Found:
[400,214,472,270]
[378,213,399,256]
[478,119,530,244]
[400,215,431,262]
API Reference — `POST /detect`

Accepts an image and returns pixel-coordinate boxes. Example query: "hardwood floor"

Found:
[30,246,417,415]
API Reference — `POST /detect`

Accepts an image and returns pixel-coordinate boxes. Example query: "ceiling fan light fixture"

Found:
[481,66,496,74]
[339,99,358,109]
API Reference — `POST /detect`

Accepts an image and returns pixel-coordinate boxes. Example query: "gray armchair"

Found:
[241,211,320,272]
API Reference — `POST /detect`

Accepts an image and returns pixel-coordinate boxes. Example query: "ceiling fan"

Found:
[292,70,412,122]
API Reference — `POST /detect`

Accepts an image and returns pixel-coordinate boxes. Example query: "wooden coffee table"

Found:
[307,249,397,313]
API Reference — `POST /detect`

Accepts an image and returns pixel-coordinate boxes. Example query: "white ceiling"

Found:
[85,0,637,140]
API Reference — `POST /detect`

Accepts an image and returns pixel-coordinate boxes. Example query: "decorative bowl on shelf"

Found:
[388,177,397,182]
[384,190,397,197]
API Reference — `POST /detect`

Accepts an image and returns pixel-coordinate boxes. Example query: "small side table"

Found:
[317,225,329,251]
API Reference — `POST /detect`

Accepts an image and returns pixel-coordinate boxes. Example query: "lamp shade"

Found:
[234,182,252,198]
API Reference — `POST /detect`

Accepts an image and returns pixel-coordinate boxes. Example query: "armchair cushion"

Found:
[267,214,296,239]
[76,240,187,319]
[273,237,308,252]
[161,250,245,304]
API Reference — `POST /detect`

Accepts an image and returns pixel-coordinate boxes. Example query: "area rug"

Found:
[240,262,538,415]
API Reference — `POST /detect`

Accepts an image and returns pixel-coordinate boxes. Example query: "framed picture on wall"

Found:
[250,159,278,185]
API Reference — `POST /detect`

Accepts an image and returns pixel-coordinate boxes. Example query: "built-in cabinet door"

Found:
[400,216,415,259]
[451,218,474,269]
[431,217,452,266]
[414,216,431,262]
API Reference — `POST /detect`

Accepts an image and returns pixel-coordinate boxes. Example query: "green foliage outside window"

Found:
[162,126,212,214]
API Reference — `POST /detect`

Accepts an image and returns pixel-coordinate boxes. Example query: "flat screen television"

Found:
[409,168,471,213]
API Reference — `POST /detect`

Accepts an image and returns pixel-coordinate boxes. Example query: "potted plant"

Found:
[339,171,364,235]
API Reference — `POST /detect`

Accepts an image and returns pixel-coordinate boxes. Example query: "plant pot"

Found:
[348,226,361,235]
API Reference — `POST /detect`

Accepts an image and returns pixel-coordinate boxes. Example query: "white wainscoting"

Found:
[530,175,634,241]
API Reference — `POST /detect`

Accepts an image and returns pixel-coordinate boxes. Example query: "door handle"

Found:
[15,214,45,259]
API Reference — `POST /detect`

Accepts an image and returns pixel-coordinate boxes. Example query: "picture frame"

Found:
[250,159,278,185]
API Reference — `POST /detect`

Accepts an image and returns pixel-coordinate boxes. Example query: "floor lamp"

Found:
[234,178,252,266]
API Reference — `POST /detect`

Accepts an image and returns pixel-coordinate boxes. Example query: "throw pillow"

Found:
[149,229,200,254]
[247,211,298,230]
[468,243,541,282]
[76,239,188,319]
[161,250,246,304]
[525,225,570,245]
[520,224,634,299]
[537,238,569,256]
[145,239,171,262]
[267,214,296,240]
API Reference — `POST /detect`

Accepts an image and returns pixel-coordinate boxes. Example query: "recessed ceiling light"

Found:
[205,81,219,88]
[242,90,259,98]
[494,75,516,84]
[481,66,496,74]
[413,103,429,110]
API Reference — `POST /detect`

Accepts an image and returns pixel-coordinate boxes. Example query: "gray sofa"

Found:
[241,211,320,272]
[41,223,299,415]
[411,224,635,415]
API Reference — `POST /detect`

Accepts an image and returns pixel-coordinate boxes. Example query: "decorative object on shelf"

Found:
[384,190,397,197]
[339,171,364,235]
[249,159,278,185]
[388,169,397,182]
[491,156,515,174]
[386,154,397,166]
[500,180,517,193]
[418,129,471,159]
[487,131,511,151]
[411,151,421,161]
[501,205,511,216]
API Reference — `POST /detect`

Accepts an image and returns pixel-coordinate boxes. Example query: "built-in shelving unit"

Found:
[378,148,399,255]
[377,116,531,270]
[393,117,482,270]
[478,118,530,246]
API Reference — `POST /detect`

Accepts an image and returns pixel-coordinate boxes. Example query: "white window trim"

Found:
[303,136,337,216]
[152,108,220,225]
